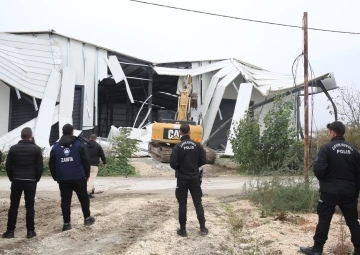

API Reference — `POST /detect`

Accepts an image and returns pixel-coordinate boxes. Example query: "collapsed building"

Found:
[0,30,337,155]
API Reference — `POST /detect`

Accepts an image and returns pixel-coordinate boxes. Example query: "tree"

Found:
[330,86,360,128]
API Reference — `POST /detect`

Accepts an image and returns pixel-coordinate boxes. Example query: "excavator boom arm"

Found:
[176,75,192,121]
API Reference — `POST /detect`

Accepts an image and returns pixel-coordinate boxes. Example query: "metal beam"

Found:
[118,61,150,68]
[148,68,154,122]
[126,76,152,81]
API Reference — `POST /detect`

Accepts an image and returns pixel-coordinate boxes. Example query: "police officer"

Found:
[300,121,360,255]
[2,127,43,239]
[170,124,208,237]
[49,124,95,231]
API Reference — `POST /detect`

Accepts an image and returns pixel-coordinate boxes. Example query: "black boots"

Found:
[200,227,209,235]
[62,223,72,231]
[2,231,36,239]
[84,216,95,226]
[200,222,208,236]
[299,246,323,255]
[177,224,209,237]
[177,224,187,237]
[27,231,36,239]
[2,231,14,239]
[63,216,94,231]
[177,228,187,237]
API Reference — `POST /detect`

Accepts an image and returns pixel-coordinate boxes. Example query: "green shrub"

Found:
[97,127,138,177]
[0,151,7,176]
[244,177,319,214]
[43,157,51,176]
[98,156,136,176]
[230,95,302,174]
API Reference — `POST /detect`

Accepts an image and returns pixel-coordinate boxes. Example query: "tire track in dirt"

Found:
[92,197,172,254]
[0,200,61,255]
[0,194,173,255]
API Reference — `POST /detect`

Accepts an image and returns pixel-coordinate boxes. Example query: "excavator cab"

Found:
[148,75,216,164]
[151,119,202,145]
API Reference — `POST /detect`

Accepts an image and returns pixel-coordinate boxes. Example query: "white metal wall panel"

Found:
[224,83,253,155]
[22,33,50,40]
[0,33,51,45]
[223,75,246,100]
[53,35,69,70]
[154,60,231,77]
[97,49,108,81]
[0,81,10,136]
[201,65,234,118]
[190,62,201,123]
[82,44,96,127]
[203,69,240,141]
[69,39,84,85]
[105,56,134,103]
[34,70,62,148]
[0,105,59,151]
[0,33,62,99]
[59,68,76,137]
[201,61,212,101]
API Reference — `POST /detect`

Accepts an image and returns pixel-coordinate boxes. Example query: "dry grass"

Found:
[330,216,353,255]
[225,204,244,232]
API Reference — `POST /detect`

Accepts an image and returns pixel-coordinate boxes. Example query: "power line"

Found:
[129,0,360,35]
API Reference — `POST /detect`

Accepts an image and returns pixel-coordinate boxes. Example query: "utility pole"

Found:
[303,12,309,185]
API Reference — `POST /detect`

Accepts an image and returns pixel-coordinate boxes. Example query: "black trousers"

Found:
[7,180,37,232]
[175,178,205,227]
[59,179,90,223]
[314,192,360,248]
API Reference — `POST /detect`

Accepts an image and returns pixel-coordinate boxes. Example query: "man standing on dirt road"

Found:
[2,127,43,239]
[49,124,95,231]
[170,124,208,237]
[300,121,360,255]
[86,134,107,198]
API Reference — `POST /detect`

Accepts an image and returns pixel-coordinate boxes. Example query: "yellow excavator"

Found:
[148,75,216,164]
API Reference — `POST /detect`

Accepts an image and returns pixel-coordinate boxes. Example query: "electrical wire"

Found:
[304,55,317,155]
[129,0,360,35]
[291,53,303,139]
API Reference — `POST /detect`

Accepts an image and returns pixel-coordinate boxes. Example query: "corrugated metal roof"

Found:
[0,33,62,98]
[3,30,152,64]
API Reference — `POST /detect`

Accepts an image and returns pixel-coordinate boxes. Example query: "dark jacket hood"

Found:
[59,135,78,147]
[86,140,97,148]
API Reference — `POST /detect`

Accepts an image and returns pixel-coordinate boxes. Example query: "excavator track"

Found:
[148,142,216,164]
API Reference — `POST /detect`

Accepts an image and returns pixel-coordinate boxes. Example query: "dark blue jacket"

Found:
[49,135,90,182]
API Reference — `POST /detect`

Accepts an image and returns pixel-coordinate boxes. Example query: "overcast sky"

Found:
[1,0,359,129]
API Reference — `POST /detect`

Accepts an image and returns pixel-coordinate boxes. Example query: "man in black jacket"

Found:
[49,124,95,231]
[2,127,43,239]
[300,121,360,255]
[86,134,107,198]
[170,124,208,237]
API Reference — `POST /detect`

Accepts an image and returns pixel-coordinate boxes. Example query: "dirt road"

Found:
[0,159,353,255]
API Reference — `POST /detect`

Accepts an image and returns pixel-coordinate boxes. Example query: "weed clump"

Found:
[244,177,319,214]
